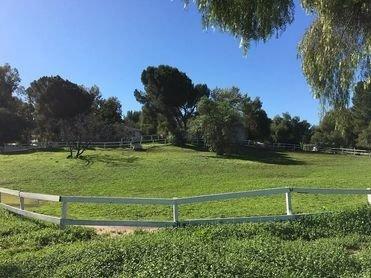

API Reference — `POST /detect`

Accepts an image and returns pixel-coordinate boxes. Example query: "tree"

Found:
[0,108,29,145]
[356,122,371,149]
[27,76,95,140]
[124,110,141,129]
[271,113,312,144]
[310,110,355,147]
[187,0,370,114]
[0,64,32,144]
[352,81,371,135]
[242,97,271,141]
[0,63,21,110]
[134,65,209,144]
[298,0,370,111]
[96,97,122,125]
[59,114,99,158]
[190,87,246,155]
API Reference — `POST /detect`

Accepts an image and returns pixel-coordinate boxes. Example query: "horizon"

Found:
[1,0,322,124]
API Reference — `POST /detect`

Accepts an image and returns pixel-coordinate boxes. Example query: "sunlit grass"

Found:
[1,144,370,220]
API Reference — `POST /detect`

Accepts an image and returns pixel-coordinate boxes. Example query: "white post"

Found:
[61,201,68,228]
[20,196,25,210]
[285,190,293,215]
[172,198,179,226]
[367,188,371,205]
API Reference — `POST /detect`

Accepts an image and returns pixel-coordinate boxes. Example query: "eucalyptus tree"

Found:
[186,0,370,113]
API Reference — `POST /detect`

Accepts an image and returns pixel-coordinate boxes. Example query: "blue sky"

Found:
[0,0,320,123]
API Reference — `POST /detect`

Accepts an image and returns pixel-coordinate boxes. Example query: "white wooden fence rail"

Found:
[0,187,370,228]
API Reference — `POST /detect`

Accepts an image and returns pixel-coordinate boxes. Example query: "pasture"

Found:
[0,144,370,222]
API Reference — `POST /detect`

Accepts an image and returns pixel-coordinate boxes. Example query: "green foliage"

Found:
[124,110,141,129]
[299,0,370,110]
[27,76,95,121]
[356,122,371,149]
[26,76,96,141]
[270,113,312,144]
[134,65,209,144]
[189,1,370,114]
[191,0,294,53]
[192,87,272,154]
[1,207,371,277]
[0,108,30,145]
[352,81,371,135]
[242,97,271,141]
[95,97,122,125]
[311,109,356,147]
[191,87,245,155]
[0,63,21,110]
[0,64,32,144]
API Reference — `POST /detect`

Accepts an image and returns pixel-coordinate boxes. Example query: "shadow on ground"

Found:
[0,148,66,156]
[181,144,209,152]
[80,154,139,166]
[215,148,306,165]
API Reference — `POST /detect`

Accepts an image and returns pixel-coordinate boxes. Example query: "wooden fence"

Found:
[1,187,370,228]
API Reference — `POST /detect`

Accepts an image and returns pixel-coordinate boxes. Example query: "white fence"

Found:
[0,135,167,154]
[0,187,370,228]
[2,136,370,157]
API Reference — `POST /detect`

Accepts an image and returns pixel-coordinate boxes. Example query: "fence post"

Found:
[172,198,179,227]
[285,188,293,215]
[20,195,25,210]
[367,188,371,205]
[61,201,69,229]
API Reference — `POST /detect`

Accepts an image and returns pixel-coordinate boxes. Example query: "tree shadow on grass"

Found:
[0,148,67,156]
[181,144,209,152]
[80,154,139,166]
[210,147,306,165]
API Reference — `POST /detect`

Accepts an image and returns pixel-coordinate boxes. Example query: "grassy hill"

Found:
[0,144,370,221]
[1,145,371,277]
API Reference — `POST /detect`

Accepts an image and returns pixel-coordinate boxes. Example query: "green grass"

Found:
[1,144,371,220]
[1,145,371,277]
[1,207,371,277]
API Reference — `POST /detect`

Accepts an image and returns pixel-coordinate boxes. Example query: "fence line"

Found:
[0,187,370,228]
[0,135,167,153]
[2,135,370,156]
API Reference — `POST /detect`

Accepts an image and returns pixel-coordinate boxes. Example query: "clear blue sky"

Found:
[0,0,320,123]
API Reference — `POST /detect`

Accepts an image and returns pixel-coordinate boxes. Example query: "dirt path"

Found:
[90,226,160,235]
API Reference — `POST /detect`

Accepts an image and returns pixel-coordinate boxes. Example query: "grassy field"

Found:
[1,145,371,277]
[1,207,371,277]
[1,144,370,221]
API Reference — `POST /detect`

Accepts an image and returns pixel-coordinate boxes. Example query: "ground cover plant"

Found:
[0,207,371,277]
[0,144,370,221]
